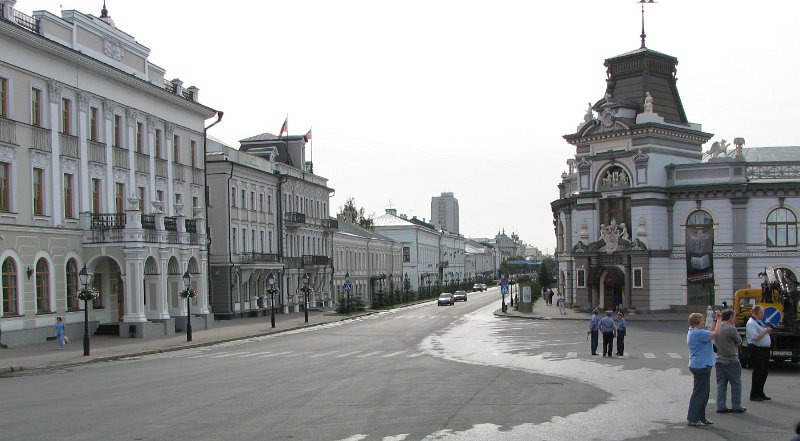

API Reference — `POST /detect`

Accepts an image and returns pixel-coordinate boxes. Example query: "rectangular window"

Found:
[113,114,122,147]
[231,188,236,207]
[0,77,7,118]
[268,231,273,253]
[173,134,180,163]
[268,195,272,213]
[138,187,145,212]
[157,190,164,204]
[2,260,18,315]
[577,269,586,288]
[403,246,410,263]
[259,194,264,212]
[241,190,246,209]
[155,129,162,158]
[0,162,9,212]
[241,228,245,252]
[175,193,182,205]
[91,178,101,213]
[192,196,198,210]
[115,182,124,214]
[250,192,255,210]
[232,228,237,253]
[61,98,72,134]
[136,122,144,152]
[63,173,74,219]
[90,107,99,141]
[633,268,643,288]
[33,168,44,215]
[31,88,42,127]
[260,231,264,252]
[190,140,197,168]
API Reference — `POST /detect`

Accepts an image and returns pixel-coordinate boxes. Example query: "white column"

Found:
[197,255,210,314]
[47,80,63,226]
[103,100,115,212]
[154,257,169,319]
[147,116,157,211]
[122,249,147,322]
[165,123,175,216]
[125,108,137,201]
[77,92,90,213]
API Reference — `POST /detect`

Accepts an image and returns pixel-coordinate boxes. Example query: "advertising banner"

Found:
[686,225,714,284]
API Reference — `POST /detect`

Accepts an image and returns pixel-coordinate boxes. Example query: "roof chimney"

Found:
[385,208,397,216]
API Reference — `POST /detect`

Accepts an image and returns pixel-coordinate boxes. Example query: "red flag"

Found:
[278,116,288,138]
[305,128,312,141]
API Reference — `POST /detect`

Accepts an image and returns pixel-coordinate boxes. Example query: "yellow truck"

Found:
[733,267,800,367]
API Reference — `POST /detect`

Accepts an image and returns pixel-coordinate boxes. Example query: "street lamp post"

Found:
[266,272,278,328]
[404,273,409,302]
[78,264,92,356]
[345,272,351,314]
[183,270,192,342]
[301,273,311,323]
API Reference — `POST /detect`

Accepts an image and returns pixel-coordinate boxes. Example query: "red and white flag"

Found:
[305,128,312,141]
[278,116,288,138]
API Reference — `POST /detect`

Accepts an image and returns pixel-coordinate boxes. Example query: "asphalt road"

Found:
[0,290,798,441]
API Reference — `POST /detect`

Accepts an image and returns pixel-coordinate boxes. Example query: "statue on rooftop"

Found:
[643,92,654,113]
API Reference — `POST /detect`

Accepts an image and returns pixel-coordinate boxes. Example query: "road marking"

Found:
[667,353,683,359]
[566,352,577,358]
[406,352,425,358]
[336,351,362,358]
[644,353,656,359]
[308,351,339,358]
[238,351,272,358]
[357,351,383,358]
[187,352,227,359]
[541,352,552,358]
[382,351,407,358]
[283,351,313,358]
[259,351,293,358]
[210,352,250,358]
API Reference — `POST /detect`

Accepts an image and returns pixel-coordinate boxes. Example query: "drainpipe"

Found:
[202,111,223,311]
[226,160,235,314]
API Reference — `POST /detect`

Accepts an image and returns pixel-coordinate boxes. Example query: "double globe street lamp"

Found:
[301,273,311,323]
[180,270,194,342]
[77,264,96,356]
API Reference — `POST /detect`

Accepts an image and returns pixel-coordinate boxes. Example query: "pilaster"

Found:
[47,80,63,225]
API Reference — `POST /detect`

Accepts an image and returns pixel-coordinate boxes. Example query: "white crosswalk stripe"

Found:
[643,353,656,358]
[541,352,552,358]
[259,351,293,358]
[381,351,407,358]
[406,352,425,358]
[308,351,339,358]
[238,351,272,358]
[336,351,362,358]
[357,351,383,358]
[566,352,577,358]
[210,351,250,358]
[667,353,683,359]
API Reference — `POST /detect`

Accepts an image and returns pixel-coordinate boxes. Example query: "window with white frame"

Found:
[576,268,586,288]
[766,207,797,247]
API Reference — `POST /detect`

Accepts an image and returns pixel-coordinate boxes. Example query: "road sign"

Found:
[501,285,509,295]
[501,278,509,287]
[343,282,353,293]
[763,306,782,326]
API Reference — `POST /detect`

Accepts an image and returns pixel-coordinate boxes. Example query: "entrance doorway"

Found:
[601,267,625,311]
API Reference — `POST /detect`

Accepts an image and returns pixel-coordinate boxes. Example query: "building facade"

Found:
[431,191,459,234]
[0,2,218,344]
[551,43,799,312]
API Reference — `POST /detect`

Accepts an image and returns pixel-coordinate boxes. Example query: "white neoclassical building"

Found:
[551,42,799,313]
[0,2,219,343]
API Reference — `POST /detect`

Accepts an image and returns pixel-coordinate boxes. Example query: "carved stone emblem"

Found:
[103,38,125,61]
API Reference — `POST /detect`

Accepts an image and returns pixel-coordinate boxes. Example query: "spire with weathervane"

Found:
[99,1,115,27]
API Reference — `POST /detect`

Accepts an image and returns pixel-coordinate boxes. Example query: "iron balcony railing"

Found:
[59,133,79,158]
[164,216,177,231]
[302,255,329,266]
[0,117,16,144]
[88,140,106,163]
[240,252,281,264]
[90,213,126,230]
[185,218,197,234]
[322,218,338,230]
[284,212,306,224]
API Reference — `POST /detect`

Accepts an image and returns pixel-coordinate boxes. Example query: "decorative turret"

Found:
[99,1,115,27]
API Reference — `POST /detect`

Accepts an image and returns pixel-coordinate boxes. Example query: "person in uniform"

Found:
[615,312,627,356]
[588,308,600,355]
[599,311,616,357]
[746,305,774,401]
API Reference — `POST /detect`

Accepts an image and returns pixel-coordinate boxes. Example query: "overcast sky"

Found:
[24,1,800,252]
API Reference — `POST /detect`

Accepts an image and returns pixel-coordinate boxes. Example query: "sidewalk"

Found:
[0,310,371,375]
[495,300,689,322]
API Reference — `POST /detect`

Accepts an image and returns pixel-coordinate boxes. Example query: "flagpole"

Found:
[310,125,313,169]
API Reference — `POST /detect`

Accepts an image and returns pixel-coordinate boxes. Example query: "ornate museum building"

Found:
[552,41,799,313]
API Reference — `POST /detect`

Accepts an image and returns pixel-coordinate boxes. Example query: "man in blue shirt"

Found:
[746,305,774,401]
[600,311,616,357]
[588,308,600,355]
[615,312,627,356]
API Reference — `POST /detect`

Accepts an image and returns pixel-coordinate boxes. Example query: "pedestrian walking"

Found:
[746,304,774,402]
[557,292,566,315]
[715,309,746,414]
[542,288,548,305]
[615,312,626,356]
[599,311,616,357]
[686,310,722,427]
[588,308,600,355]
[54,316,65,350]
[548,288,555,306]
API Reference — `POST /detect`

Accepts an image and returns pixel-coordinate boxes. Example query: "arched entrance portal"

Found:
[90,257,124,321]
[600,266,625,311]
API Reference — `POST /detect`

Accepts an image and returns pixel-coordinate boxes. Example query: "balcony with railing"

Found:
[112,146,128,169]
[322,218,338,230]
[240,252,281,264]
[284,212,305,227]
[59,133,79,158]
[192,167,203,184]
[135,152,149,173]
[0,117,17,144]
[31,126,51,152]
[88,140,106,163]
[83,209,205,247]
[302,255,329,266]
[173,163,185,181]
[155,158,168,177]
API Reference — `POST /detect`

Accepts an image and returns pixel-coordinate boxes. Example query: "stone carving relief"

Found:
[102,38,125,61]
[47,80,62,103]
[126,108,139,127]
[90,163,105,178]
[103,100,115,119]
[637,216,647,237]
[146,116,157,134]
[31,151,49,168]
[164,122,175,137]
[78,92,91,112]
[598,166,630,189]
[113,168,126,181]
[61,158,78,173]
[0,146,17,162]
[579,219,589,240]
[601,107,615,128]
[136,174,147,187]
[155,178,166,191]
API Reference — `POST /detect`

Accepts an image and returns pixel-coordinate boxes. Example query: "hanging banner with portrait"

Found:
[686,225,714,284]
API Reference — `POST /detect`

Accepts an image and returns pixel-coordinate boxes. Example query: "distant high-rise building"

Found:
[431,192,459,234]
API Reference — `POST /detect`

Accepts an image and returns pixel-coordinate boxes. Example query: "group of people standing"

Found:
[685,304,776,428]
[588,308,627,357]
[542,288,567,315]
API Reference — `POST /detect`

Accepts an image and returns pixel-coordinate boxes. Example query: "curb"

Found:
[0,311,378,376]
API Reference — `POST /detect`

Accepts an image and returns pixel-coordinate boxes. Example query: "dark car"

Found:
[437,293,454,306]
[453,290,468,302]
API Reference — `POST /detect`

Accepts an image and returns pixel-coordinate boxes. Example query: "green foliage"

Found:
[337,197,374,230]
[538,256,557,287]
[336,294,366,313]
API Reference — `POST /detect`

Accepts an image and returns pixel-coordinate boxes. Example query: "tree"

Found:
[538,256,556,287]
[337,197,374,230]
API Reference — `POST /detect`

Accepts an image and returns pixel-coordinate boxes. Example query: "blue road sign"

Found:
[501,278,509,287]
[343,282,353,293]
[501,285,509,295]
[763,306,782,326]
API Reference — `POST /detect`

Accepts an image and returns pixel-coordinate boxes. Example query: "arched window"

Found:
[66,259,79,310]
[687,210,713,227]
[2,258,17,316]
[686,210,714,305]
[35,258,50,313]
[766,208,797,247]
